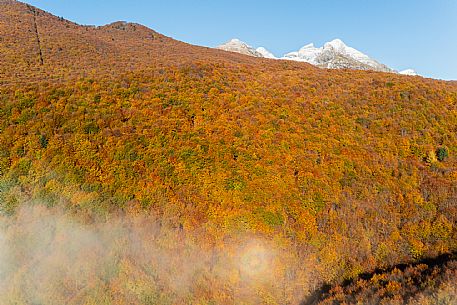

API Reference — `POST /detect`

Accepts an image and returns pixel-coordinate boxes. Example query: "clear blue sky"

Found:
[24,0,457,80]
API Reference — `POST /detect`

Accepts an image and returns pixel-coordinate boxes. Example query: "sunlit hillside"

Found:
[1,1,457,304]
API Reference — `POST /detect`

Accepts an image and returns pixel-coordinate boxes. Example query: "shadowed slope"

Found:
[303,253,457,305]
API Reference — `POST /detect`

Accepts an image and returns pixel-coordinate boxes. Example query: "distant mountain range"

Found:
[217,38,418,76]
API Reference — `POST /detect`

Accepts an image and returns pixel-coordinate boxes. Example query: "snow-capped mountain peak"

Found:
[293,43,320,63]
[216,38,264,57]
[325,38,347,50]
[256,47,276,59]
[215,38,418,76]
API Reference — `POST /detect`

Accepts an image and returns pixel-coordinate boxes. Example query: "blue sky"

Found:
[24,0,457,80]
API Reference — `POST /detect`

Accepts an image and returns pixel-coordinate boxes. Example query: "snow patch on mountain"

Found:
[399,69,418,76]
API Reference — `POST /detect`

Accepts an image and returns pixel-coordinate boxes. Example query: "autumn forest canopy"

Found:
[0,1,457,304]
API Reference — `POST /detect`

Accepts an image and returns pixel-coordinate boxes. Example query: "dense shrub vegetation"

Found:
[307,254,457,304]
[1,1,457,304]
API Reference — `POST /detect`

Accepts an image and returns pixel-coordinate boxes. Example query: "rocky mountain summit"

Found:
[216,38,265,57]
[217,38,418,75]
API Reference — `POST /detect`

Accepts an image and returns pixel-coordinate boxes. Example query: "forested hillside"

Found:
[306,253,457,304]
[1,1,457,304]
